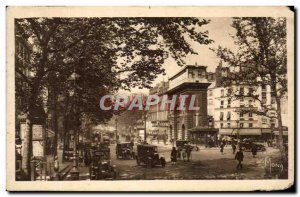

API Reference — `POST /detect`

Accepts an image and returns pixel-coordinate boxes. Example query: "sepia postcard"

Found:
[6,6,294,191]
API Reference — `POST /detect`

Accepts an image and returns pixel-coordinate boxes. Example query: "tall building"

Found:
[149,62,288,144]
[211,63,287,141]
[148,64,216,143]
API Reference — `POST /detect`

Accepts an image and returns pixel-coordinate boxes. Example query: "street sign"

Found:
[32,141,44,157]
[32,124,43,140]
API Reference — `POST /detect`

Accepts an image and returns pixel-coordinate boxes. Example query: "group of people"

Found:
[170,145,195,165]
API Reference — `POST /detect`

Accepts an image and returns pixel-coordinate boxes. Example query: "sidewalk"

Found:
[38,149,72,180]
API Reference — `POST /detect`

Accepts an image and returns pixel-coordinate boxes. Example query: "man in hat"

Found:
[235,148,244,170]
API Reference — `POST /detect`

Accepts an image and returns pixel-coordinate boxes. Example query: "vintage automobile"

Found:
[116,142,135,159]
[175,140,189,148]
[136,144,165,168]
[63,147,74,161]
[89,147,117,180]
[239,140,266,152]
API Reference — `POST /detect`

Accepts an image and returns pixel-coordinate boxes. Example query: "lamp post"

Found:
[68,72,80,180]
[115,118,118,143]
[144,111,148,142]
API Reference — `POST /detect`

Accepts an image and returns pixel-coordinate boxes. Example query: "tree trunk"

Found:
[22,119,33,179]
[53,95,59,159]
[275,97,287,163]
[62,115,69,163]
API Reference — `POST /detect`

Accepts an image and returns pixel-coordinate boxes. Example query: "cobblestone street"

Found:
[69,142,283,180]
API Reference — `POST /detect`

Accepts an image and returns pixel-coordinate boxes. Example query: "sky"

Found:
[119,17,237,95]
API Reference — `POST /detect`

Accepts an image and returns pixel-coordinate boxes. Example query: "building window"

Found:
[240,87,244,95]
[240,123,244,128]
[228,99,231,107]
[220,123,223,128]
[227,123,231,128]
[227,111,231,120]
[221,89,224,97]
[249,112,252,117]
[228,88,232,95]
[240,112,243,118]
[249,100,253,107]
[220,112,224,121]
[220,100,224,107]
[262,92,267,104]
[262,118,267,125]
[249,87,254,95]
[249,123,253,128]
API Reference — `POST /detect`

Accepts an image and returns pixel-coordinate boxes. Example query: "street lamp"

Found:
[68,72,80,180]
[115,118,118,142]
[144,111,148,142]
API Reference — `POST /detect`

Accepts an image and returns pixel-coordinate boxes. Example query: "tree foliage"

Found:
[15,17,213,176]
[211,17,288,161]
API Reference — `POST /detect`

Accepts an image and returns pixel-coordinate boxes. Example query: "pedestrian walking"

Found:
[171,147,177,165]
[232,143,236,154]
[52,155,61,180]
[235,148,244,170]
[251,145,257,158]
[220,142,224,154]
[182,148,187,162]
[177,147,182,160]
[84,149,91,166]
[49,141,54,156]
[186,145,193,162]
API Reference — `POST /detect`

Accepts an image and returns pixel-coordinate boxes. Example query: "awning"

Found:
[273,130,289,136]
[261,128,272,133]
[220,128,262,136]
[188,127,219,134]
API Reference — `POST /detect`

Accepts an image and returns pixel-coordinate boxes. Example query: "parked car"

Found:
[239,140,266,152]
[175,140,189,148]
[136,144,165,168]
[89,147,117,180]
[116,142,135,159]
[63,148,74,161]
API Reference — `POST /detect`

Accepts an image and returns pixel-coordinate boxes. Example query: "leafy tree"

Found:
[211,17,287,162]
[15,17,213,177]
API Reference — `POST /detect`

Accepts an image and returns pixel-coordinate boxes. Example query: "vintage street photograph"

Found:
[6,6,294,191]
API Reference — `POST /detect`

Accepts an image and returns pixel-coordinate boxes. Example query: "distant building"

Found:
[149,64,218,144]
[149,62,288,144]
[148,81,169,138]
